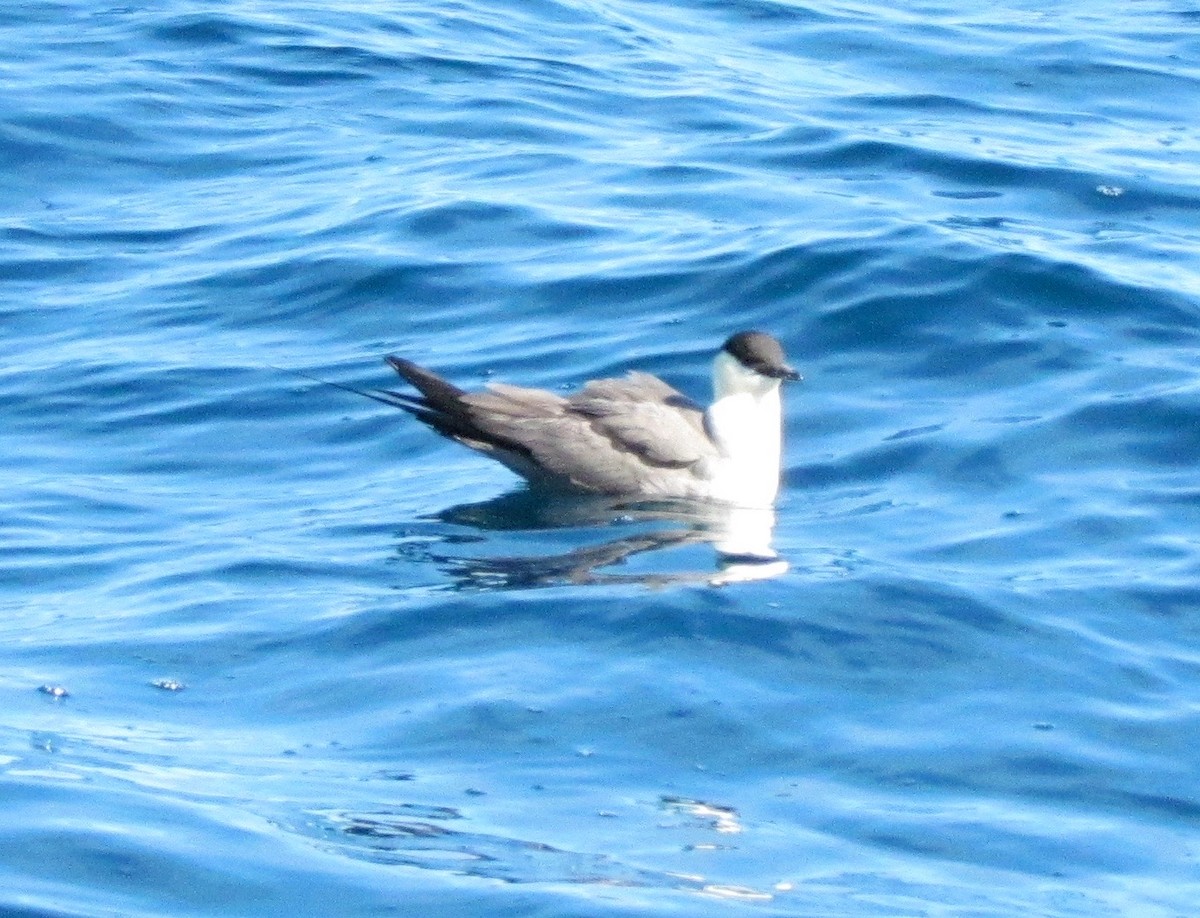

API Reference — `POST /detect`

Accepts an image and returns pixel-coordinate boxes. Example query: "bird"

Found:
[368,331,801,508]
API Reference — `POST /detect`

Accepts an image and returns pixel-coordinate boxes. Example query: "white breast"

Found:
[702,353,784,507]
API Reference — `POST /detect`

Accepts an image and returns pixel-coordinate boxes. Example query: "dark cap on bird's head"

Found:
[723,331,802,381]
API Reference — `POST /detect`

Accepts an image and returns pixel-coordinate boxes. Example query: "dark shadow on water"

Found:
[406,490,788,590]
[302,805,743,895]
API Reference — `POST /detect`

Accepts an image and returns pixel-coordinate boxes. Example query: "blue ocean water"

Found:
[3,0,1199,914]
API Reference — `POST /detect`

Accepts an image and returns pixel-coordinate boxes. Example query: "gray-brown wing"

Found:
[459,373,714,493]
[568,372,714,466]
[459,383,627,490]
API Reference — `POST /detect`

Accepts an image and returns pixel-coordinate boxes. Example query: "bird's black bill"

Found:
[769,365,803,382]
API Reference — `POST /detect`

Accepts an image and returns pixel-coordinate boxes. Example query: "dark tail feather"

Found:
[384,355,492,441]
[277,366,419,411]
[385,356,538,459]
[385,356,469,413]
[289,358,538,466]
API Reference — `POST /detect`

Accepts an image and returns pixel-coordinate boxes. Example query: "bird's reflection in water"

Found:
[410,491,788,589]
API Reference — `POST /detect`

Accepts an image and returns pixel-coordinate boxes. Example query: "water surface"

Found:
[3,1,1199,915]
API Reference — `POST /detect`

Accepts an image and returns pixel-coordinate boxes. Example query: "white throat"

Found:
[703,351,784,507]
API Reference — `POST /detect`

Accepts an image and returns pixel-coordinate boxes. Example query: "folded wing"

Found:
[386,359,717,496]
[568,372,711,466]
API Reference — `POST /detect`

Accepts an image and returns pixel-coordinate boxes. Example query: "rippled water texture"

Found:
[3,1,1199,915]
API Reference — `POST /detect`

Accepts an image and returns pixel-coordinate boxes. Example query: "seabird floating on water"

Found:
[373,331,800,508]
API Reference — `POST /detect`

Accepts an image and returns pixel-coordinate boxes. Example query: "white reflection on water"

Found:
[412,491,789,589]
